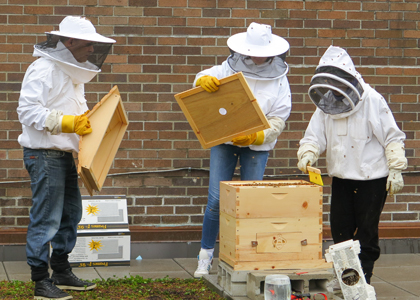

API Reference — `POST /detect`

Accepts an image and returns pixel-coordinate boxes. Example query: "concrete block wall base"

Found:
[216,259,335,300]
[217,260,249,297]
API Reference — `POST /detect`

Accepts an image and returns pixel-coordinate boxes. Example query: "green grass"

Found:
[0,276,225,300]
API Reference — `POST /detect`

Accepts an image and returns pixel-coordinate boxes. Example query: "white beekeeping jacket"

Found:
[193,59,292,151]
[17,43,93,153]
[300,46,406,180]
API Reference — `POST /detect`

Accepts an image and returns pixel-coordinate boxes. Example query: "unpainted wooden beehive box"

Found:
[78,86,129,196]
[219,180,332,271]
[174,72,270,149]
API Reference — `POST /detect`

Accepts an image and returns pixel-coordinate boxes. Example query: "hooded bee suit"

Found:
[298,46,407,283]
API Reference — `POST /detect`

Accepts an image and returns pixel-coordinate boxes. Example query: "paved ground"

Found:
[1,253,419,299]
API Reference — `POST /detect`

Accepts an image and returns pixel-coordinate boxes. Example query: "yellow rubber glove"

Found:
[61,111,92,136]
[196,75,220,93]
[232,131,264,146]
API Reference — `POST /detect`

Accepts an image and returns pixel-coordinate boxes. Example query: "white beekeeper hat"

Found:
[47,16,116,44]
[227,22,289,57]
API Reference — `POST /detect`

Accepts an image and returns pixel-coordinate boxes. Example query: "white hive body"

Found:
[325,240,376,300]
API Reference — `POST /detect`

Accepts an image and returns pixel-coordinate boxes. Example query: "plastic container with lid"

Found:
[264,274,291,300]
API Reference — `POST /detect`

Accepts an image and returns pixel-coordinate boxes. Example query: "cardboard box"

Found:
[79,195,129,230]
[66,196,130,267]
[174,72,270,149]
[68,230,130,268]
[78,86,129,196]
[219,180,331,271]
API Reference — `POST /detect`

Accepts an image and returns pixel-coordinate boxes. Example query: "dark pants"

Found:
[330,176,388,284]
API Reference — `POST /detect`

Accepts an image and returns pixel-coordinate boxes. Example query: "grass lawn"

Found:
[0,276,226,300]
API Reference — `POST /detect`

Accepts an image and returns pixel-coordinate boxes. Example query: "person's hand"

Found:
[61,110,92,136]
[386,169,404,195]
[196,76,220,93]
[297,152,316,173]
[232,133,257,146]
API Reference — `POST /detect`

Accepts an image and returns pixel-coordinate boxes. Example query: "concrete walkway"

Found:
[1,254,420,299]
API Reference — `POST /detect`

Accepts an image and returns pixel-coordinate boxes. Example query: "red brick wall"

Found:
[1,1,420,230]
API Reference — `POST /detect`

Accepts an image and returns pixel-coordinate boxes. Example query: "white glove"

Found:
[386,169,404,195]
[297,143,320,173]
[297,152,317,173]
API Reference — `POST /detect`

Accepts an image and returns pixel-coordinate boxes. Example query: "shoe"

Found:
[34,278,73,300]
[51,268,96,291]
[194,249,213,278]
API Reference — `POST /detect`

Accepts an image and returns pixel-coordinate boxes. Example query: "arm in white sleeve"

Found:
[17,67,52,131]
[253,76,291,146]
[299,108,327,154]
[297,109,326,172]
[372,94,406,147]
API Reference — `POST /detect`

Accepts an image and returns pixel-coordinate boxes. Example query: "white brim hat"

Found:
[227,22,289,57]
[47,16,116,44]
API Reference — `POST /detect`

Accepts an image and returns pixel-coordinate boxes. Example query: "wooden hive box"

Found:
[78,86,129,196]
[174,72,270,149]
[219,180,331,271]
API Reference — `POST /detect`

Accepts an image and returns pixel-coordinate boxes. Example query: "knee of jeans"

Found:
[205,202,220,217]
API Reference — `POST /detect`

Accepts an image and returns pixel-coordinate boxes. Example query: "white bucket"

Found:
[264,274,291,300]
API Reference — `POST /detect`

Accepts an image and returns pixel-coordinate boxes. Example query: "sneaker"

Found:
[51,268,96,291]
[34,278,73,300]
[194,249,213,278]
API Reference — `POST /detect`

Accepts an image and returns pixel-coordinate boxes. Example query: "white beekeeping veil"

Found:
[33,16,116,83]
[226,22,290,80]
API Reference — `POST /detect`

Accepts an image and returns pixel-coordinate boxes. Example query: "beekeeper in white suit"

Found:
[297,45,407,284]
[193,22,292,278]
[17,16,115,300]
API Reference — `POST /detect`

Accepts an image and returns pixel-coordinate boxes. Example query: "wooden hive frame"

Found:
[174,72,271,149]
[78,86,129,196]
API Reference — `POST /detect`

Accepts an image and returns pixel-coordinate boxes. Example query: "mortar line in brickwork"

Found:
[292,64,420,69]
[1,169,419,186]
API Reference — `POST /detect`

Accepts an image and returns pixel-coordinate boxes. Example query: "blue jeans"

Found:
[23,148,82,277]
[201,144,269,249]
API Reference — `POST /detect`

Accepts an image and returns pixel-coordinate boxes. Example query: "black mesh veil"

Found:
[226,49,289,80]
[35,33,113,70]
[308,66,364,115]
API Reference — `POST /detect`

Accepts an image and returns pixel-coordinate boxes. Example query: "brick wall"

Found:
[1,0,420,233]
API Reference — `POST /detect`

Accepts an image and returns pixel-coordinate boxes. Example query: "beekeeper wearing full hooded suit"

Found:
[17,16,115,300]
[297,46,407,284]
